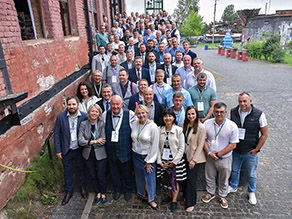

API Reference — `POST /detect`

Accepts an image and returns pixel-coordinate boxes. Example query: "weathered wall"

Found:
[0,0,90,210]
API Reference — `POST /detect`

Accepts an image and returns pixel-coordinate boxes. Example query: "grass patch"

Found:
[283,50,292,66]
[5,141,64,219]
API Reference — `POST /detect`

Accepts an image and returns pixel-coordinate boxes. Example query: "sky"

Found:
[125,0,291,23]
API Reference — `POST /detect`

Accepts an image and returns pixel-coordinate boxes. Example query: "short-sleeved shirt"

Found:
[204,118,239,158]
[162,88,193,108]
[176,66,194,88]
[188,85,216,118]
[150,83,171,104]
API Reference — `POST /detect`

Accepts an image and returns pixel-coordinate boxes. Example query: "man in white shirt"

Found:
[202,102,239,209]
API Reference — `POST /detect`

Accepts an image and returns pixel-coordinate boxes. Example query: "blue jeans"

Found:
[230,151,258,193]
[132,152,156,203]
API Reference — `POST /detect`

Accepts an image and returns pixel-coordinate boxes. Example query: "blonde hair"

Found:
[87,104,102,120]
[135,104,149,115]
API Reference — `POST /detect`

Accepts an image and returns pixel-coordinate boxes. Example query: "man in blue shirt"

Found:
[162,73,193,108]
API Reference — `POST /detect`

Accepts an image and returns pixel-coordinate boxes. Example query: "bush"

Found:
[245,41,263,59]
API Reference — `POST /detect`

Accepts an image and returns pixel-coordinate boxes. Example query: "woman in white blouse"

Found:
[131,105,159,210]
[76,81,99,113]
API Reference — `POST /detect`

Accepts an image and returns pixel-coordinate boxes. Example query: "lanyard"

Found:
[196,86,205,101]
[90,123,97,139]
[176,109,183,124]
[111,113,123,131]
[155,83,164,97]
[164,128,170,146]
[103,101,110,111]
[71,117,76,128]
[239,106,252,127]
[149,64,156,75]
[214,119,226,140]
[111,66,118,76]
[185,124,191,143]
[137,119,148,141]
[94,83,102,97]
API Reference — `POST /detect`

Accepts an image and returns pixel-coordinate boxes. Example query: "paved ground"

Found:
[51,47,292,219]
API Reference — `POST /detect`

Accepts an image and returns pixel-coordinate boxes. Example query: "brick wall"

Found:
[0,0,92,210]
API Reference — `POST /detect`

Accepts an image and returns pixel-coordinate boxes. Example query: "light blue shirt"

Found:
[162,88,193,108]
[176,66,194,88]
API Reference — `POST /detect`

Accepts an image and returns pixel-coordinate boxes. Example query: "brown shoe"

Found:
[80,186,88,198]
[202,193,216,203]
[219,197,228,209]
[62,192,73,205]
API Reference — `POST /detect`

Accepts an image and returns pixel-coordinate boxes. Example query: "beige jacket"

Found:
[185,122,206,164]
[157,125,185,165]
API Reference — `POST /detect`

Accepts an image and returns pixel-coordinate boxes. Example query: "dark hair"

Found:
[66,95,79,104]
[98,45,105,49]
[160,108,177,126]
[183,106,199,135]
[76,81,94,101]
[214,102,227,110]
[239,91,250,97]
[119,68,129,75]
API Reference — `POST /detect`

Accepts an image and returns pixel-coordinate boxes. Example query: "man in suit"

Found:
[143,87,163,126]
[128,56,151,85]
[97,84,113,113]
[125,38,138,57]
[143,29,155,44]
[112,69,138,109]
[128,79,159,111]
[157,53,178,85]
[145,39,159,64]
[91,45,109,73]
[183,41,197,65]
[136,44,147,64]
[120,50,134,70]
[102,95,136,201]
[54,96,88,205]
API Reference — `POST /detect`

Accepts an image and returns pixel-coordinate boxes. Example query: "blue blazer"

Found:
[120,60,135,70]
[54,110,88,155]
[129,67,151,85]
[128,92,159,112]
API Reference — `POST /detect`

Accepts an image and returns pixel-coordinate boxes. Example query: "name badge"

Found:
[197,102,204,111]
[150,74,155,82]
[166,78,171,85]
[71,130,77,142]
[135,142,142,153]
[211,139,219,152]
[112,75,117,83]
[238,128,246,140]
[111,131,119,142]
[162,148,170,160]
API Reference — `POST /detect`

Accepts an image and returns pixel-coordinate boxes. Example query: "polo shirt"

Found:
[204,118,239,158]
[188,85,216,118]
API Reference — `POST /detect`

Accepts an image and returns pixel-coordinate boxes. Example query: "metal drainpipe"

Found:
[84,0,94,67]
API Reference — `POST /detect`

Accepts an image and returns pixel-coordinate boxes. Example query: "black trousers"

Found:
[185,163,201,208]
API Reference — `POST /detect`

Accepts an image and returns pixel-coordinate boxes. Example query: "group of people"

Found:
[54,10,268,213]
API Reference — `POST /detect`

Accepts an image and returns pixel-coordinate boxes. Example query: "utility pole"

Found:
[212,0,217,44]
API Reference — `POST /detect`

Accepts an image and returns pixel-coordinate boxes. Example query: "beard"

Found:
[68,107,78,115]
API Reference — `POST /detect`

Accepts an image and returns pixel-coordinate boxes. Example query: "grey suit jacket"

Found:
[112,81,138,109]
[78,120,107,160]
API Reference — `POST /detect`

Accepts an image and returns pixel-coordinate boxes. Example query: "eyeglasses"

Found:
[214,110,226,114]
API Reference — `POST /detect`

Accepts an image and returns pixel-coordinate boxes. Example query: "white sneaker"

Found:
[248,192,257,205]
[228,185,237,194]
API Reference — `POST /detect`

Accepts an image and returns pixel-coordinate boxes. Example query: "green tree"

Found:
[172,0,199,27]
[181,11,203,36]
[221,4,238,24]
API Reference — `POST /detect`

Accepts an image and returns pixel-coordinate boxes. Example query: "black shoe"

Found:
[80,186,88,198]
[62,192,73,205]
[149,202,159,210]
[101,197,107,204]
[124,192,132,201]
[93,197,100,205]
[171,202,177,212]
[161,196,172,205]
[113,192,120,200]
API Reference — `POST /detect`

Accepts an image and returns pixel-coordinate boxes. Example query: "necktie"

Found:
[166,67,169,75]
[137,68,141,80]
[106,101,109,110]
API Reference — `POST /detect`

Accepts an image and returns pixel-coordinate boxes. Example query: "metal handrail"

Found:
[40,130,54,162]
